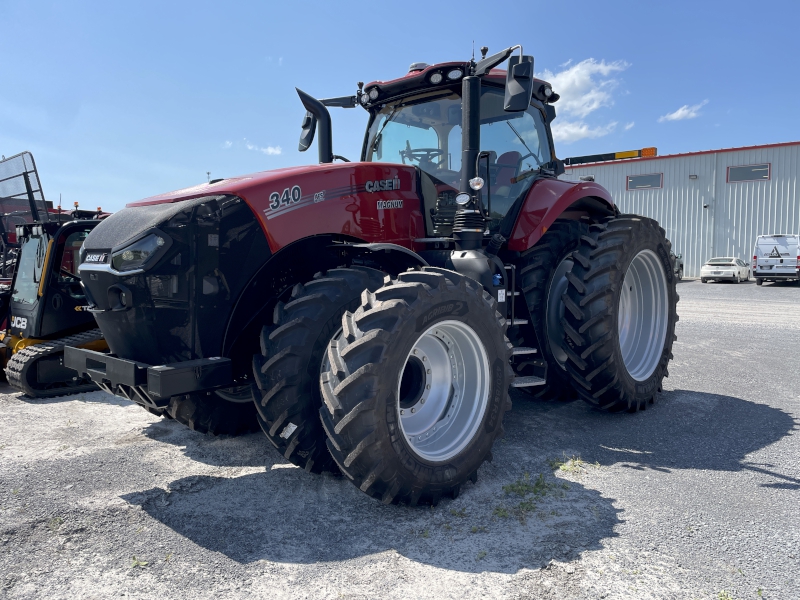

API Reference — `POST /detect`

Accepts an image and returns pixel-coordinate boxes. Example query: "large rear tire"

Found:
[319,268,512,505]
[561,216,678,412]
[252,267,386,473]
[514,219,587,401]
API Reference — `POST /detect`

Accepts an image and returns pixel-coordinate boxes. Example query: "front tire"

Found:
[319,268,512,505]
[561,216,678,412]
[252,267,385,473]
[166,391,259,436]
[756,278,763,286]
[676,266,683,281]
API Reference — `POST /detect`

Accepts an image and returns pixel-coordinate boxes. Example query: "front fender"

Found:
[507,179,615,252]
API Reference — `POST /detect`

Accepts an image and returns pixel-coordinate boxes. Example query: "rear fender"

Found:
[507,179,615,252]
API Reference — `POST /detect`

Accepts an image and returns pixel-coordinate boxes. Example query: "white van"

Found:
[752,234,800,285]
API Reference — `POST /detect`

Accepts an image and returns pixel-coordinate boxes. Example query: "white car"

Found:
[700,257,751,283]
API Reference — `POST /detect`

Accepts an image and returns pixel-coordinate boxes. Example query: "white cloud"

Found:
[538,58,628,144]
[658,100,708,123]
[539,58,629,119]
[221,140,232,149]
[244,138,281,155]
[624,122,635,131]
[551,121,618,144]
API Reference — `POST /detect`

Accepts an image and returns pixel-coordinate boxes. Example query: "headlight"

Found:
[429,72,443,85]
[111,233,168,272]
[447,69,463,80]
[368,88,379,100]
[455,193,471,205]
[360,94,369,106]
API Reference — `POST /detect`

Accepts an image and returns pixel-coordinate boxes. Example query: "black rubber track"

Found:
[561,215,679,412]
[252,267,386,473]
[165,391,259,436]
[319,267,513,506]
[4,329,103,398]
[513,219,587,401]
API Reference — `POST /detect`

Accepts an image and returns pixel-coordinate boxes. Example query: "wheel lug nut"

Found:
[420,398,425,404]
[426,385,431,390]
[422,356,426,361]
[411,408,416,413]
[413,349,418,355]
[400,409,405,415]
[427,369,431,374]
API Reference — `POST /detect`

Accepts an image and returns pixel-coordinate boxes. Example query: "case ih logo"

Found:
[84,253,107,263]
[365,178,401,193]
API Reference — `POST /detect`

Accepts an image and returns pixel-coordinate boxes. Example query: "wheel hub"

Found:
[397,320,489,462]
[617,249,669,381]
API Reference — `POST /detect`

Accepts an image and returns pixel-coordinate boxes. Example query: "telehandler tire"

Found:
[514,219,587,401]
[252,267,386,473]
[561,216,678,412]
[319,268,512,505]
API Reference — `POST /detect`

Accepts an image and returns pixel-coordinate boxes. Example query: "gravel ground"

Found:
[1,278,798,600]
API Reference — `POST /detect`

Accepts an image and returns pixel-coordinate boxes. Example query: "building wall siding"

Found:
[562,143,800,277]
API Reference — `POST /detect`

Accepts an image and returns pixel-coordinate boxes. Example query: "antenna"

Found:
[472,41,475,61]
[207,171,211,183]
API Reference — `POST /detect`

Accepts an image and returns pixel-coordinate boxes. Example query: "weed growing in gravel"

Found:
[717,591,735,600]
[164,553,172,562]
[421,529,429,538]
[47,517,63,533]
[131,556,148,568]
[449,507,466,518]
[11,489,19,496]
[548,454,594,474]
[493,506,509,518]
[470,526,487,534]
[476,551,487,560]
[503,472,547,496]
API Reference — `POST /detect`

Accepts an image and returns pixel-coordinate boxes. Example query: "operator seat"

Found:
[491,151,521,195]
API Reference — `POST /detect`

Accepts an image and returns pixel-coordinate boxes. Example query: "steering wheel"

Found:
[400,141,444,166]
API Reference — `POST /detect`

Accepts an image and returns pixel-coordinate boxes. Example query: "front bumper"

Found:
[64,346,232,409]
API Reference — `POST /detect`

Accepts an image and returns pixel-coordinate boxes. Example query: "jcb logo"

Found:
[11,316,27,330]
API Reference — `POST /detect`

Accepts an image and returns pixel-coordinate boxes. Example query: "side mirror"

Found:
[298,110,317,152]
[504,55,534,112]
[545,104,556,123]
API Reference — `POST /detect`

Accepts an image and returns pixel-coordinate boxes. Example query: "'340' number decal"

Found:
[269,186,302,210]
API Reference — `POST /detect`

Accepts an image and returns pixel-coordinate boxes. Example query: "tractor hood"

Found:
[86,161,425,255]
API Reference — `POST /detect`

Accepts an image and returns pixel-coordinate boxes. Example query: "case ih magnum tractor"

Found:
[66,46,678,505]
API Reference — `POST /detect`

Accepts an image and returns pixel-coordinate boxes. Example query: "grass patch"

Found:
[476,551,487,560]
[470,525,487,534]
[131,556,149,568]
[47,517,64,532]
[493,506,509,518]
[449,507,466,518]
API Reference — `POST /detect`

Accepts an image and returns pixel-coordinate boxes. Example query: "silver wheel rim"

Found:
[546,255,572,369]
[397,320,489,462]
[617,249,669,381]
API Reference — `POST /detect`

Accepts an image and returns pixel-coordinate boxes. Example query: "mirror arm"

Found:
[296,88,334,164]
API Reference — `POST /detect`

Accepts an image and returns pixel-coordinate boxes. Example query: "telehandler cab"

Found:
[0,152,109,397]
[66,45,678,504]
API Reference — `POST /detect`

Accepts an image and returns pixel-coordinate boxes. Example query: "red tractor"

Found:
[66,45,678,505]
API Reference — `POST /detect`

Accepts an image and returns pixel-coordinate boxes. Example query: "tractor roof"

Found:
[362,61,553,106]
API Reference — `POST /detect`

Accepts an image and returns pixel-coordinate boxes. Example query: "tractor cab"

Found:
[298,46,562,242]
[362,83,555,234]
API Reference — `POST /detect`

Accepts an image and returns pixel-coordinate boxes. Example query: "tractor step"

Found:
[511,375,546,388]
[511,346,537,356]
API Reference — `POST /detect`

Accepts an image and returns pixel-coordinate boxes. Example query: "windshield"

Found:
[364,86,552,194]
[12,235,48,305]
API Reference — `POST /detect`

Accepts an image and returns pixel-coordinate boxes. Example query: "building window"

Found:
[626,173,663,190]
[727,164,770,183]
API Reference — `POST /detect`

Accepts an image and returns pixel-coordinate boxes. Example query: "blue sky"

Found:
[1,0,798,211]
